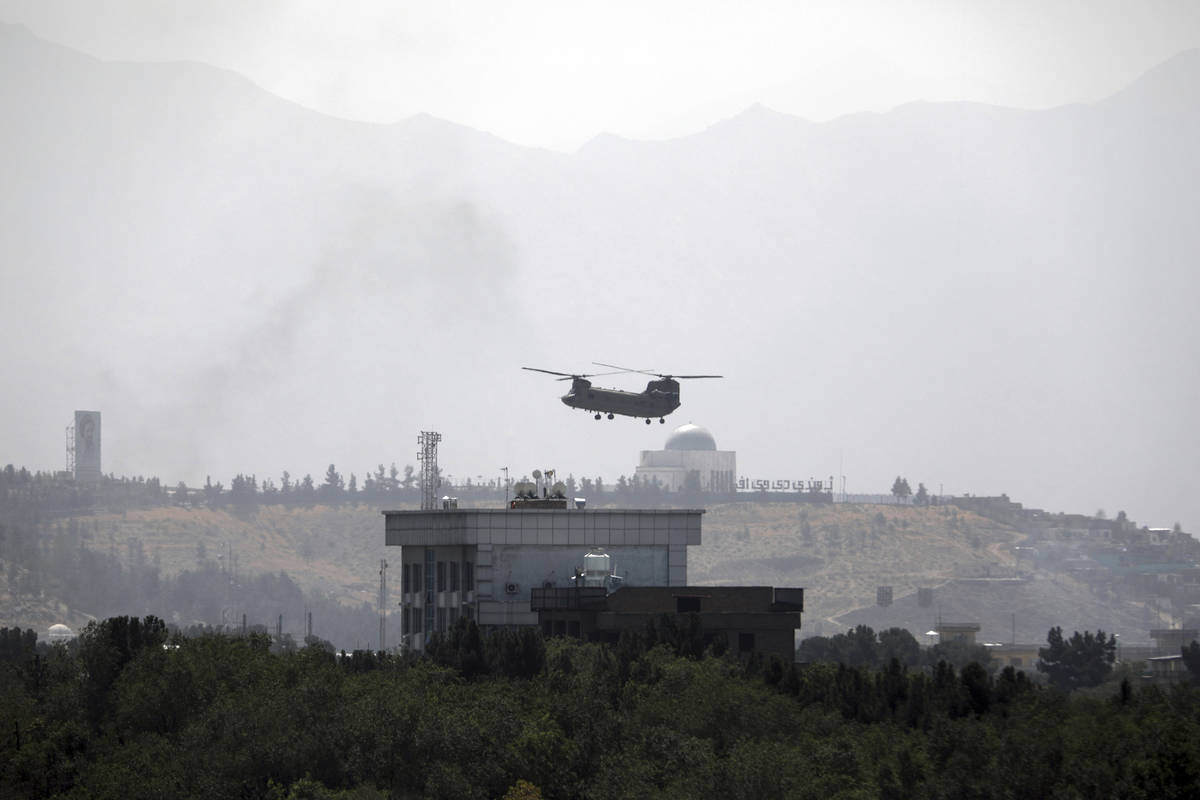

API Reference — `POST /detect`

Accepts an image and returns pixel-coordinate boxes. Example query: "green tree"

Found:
[203,475,224,506]
[914,482,929,505]
[1181,640,1200,682]
[1037,627,1116,691]
[79,615,168,727]
[891,476,911,500]
[299,474,316,505]
[319,464,344,504]
[878,627,922,667]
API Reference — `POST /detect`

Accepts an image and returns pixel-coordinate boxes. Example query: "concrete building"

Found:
[935,622,982,646]
[635,423,736,492]
[986,642,1041,670]
[383,504,703,652]
[531,585,805,660]
[1150,628,1199,654]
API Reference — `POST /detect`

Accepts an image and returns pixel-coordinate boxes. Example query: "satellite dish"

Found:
[532,469,542,479]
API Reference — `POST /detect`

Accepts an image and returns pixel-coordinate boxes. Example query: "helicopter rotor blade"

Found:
[522,367,576,378]
[593,362,723,380]
[524,366,630,381]
[592,362,657,376]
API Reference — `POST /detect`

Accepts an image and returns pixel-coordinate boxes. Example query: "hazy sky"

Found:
[2,0,1199,149]
[2,2,1199,535]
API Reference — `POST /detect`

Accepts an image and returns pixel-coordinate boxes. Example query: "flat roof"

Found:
[382,508,707,515]
[384,507,704,548]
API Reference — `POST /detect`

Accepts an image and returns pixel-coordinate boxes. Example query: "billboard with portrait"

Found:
[74,410,101,482]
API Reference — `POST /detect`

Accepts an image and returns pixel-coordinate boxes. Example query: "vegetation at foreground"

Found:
[797,624,993,671]
[3,617,1200,799]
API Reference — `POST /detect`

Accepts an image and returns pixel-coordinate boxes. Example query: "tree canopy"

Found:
[1037,626,1117,691]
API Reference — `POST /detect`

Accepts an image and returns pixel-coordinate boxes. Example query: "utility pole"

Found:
[378,559,388,651]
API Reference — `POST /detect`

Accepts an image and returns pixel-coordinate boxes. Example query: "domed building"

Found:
[635,423,736,492]
[47,623,76,643]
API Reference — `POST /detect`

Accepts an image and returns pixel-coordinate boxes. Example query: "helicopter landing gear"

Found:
[659,418,666,424]
[607,413,614,420]
[645,418,652,425]
[594,413,602,420]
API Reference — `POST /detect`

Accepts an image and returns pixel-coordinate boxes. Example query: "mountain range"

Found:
[1,23,1197,533]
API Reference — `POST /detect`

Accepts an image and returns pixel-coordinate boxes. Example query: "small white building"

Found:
[635,423,736,492]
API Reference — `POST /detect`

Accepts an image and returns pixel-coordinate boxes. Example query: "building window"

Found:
[676,596,701,613]
[437,561,446,593]
[436,607,446,633]
[411,562,421,593]
[450,561,460,592]
[738,632,755,653]
[402,564,410,594]
[411,609,422,634]
[464,562,474,592]
[424,550,435,604]
[464,605,474,621]
[424,605,434,638]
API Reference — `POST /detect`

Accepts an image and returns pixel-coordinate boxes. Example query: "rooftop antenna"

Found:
[417,431,442,511]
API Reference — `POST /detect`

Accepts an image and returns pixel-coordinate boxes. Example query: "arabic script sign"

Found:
[736,477,833,492]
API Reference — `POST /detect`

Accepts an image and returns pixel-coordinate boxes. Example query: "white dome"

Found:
[664,423,717,451]
[47,623,75,641]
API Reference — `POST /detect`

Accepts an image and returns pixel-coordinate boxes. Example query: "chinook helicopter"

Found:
[522,362,722,424]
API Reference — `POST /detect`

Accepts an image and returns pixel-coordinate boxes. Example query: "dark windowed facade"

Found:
[464,562,474,592]
[402,564,410,594]
[450,561,459,592]
[676,596,701,613]
[424,550,435,604]
[437,561,446,593]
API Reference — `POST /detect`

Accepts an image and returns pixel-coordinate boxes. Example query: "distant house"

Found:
[986,642,1041,670]
[1150,628,1199,655]
[934,622,981,646]
[1146,654,1188,683]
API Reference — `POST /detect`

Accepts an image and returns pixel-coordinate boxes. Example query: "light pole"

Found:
[501,467,509,504]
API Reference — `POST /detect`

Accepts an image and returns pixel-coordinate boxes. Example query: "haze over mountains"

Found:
[2,23,1197,532]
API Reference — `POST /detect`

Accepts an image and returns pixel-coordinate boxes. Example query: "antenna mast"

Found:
[418,431,442,511]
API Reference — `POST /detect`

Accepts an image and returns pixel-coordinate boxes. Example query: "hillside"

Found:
[1,500,1014,632]
[692,502,1022,628]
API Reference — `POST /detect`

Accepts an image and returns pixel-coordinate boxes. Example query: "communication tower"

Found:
[417,431,442,511]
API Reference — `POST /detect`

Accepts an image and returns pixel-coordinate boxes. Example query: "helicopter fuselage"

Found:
[562,377,681,420]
